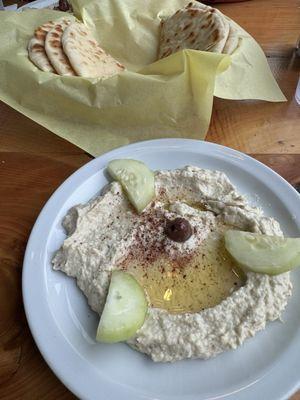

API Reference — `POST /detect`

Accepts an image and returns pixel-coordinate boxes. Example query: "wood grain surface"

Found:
[207,0,300,154]
[0,0,300,399]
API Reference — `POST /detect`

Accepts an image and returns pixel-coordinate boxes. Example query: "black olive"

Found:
[165,217,193,243]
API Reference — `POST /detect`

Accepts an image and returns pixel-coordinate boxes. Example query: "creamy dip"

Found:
[52,166,292,362]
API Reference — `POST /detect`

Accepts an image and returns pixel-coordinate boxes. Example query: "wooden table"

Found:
[0,0,299,398]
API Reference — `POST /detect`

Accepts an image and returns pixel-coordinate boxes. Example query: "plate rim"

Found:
[22,138,300,400]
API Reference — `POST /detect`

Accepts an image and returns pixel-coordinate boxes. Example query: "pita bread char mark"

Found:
[185,1,240,55]
[45,18,76,76]
[28,21,56,72]
[158,1,231,59]
[62,22,125,79]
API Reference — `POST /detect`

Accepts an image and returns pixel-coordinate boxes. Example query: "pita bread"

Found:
[28,21,56,72]
[185,1,212,13]
[62,22,125,78]
[158,2,230,59]
[184,1,231,53]
[45,18,76,76]
[222,23,239,55]
[187,2,240,55]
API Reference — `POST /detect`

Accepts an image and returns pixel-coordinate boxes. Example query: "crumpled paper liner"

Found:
[0,0,285,156]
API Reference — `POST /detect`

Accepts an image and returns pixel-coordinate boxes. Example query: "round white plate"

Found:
[18,0,58,11]
[23,139,300,400]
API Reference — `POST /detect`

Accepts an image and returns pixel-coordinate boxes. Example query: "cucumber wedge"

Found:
[225,230,300,275]
[96,271,148,343]
[107,159,155,213]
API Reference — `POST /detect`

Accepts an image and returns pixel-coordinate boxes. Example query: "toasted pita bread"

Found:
[45,18,76,76]
[184,1,230,53]
[188,2,240,55]
[28,21,56,72]
[158,1,230,59]
[62,22,124,78]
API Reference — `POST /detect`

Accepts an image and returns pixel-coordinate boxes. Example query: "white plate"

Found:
[18,0,58,11]
[23,139,300,400]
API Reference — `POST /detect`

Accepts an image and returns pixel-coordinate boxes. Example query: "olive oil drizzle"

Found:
[124,229,246,314]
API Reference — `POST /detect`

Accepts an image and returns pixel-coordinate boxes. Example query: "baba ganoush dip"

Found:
[52,166,292,362]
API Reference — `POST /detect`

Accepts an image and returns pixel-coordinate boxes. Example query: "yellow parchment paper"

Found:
[0,0,285,156]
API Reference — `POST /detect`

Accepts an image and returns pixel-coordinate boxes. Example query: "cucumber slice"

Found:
[107,159,155,213]
[96,271,148,343]
[225,230,300,275]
